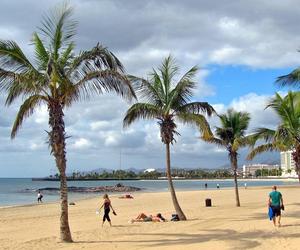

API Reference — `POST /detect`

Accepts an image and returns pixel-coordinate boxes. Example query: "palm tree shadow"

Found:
[125,229,300,249]
[280,223,300,228]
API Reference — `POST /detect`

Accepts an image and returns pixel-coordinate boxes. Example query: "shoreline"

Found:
[1,183,299,209]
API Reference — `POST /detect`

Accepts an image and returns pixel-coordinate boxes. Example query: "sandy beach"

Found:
[0,186,300,250]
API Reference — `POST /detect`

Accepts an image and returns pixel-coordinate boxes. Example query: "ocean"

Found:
[0,178,296,207]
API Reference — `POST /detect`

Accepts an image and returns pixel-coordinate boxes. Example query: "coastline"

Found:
[1,183,298,210]
[30,177,299,181]
[0,178,298,208]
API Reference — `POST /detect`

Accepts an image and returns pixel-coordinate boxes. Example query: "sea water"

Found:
[0,178,296,207]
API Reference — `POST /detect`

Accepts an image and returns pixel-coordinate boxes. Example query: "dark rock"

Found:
[22,185,142,193]
[69,202,76,205]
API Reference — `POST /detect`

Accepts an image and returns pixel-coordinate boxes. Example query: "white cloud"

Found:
[104,133,120,147]
[210,46,243,64]
[34,105,48,124]
[70,138,91,149]
[90,121,111,131]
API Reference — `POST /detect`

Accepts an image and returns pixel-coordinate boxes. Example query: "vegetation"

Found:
[123,56,215,220]
[254,168,282,177]
[49,168,234,180]
[202,109,251,207]
[0,4,134,242]
[247,92,300,182]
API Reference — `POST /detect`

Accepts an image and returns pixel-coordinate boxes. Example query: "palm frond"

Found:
[247,142,287,160]
[177,113,212,138]
[39,3,77,59]
[250,127,276,143]
[177,102,215,116]
[0,40,38,74]
[11,95,47,138]
[169,66,198,106]
[127,75,163,105]
[149,69,165,102]
[73,69,135,101]
[123,103,162,128]
[59,42,74,67]
[69,44,124,78]
[218,109,250,138]
[159,55,179,94]
[32,32,49,71]
[232,137,251,151]
[276,68,300,88]
[267,92,299,134]
[202,136,227,147]
[0,68,16,91]
[0,68,46,105]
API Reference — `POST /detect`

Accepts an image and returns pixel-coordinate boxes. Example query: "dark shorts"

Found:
[271,205,281,217]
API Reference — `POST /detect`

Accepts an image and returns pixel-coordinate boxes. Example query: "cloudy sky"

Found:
[1,0,299,177]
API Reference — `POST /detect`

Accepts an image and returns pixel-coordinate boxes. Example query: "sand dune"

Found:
[0,185,300,250]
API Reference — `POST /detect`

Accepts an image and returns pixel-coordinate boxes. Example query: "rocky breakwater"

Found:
[25,183,142,193]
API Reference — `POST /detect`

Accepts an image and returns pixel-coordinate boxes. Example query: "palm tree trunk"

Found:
[231,152,240,207]
[165,143,187,220]
[292,145,300,183]
[49,100,72,242]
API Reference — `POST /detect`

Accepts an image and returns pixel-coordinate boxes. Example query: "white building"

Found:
[144,168,156,173]
[280,151,298,177]
[242,164,280,177]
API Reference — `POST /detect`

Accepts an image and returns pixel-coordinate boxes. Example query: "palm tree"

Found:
[202,109,251,207]
[123,56,214,220]
[247,92,300,182]
[0,5,135,242]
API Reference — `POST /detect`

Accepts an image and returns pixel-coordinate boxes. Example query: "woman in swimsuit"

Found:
[130,213,166,223]
[100,194,116,227]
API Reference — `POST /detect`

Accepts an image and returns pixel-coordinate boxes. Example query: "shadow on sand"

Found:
[123,229,300,249]
[73,228,300,249]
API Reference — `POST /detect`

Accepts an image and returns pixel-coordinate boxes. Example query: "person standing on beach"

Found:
[268,186,284,227]
[37,190,43,203]
[217,183,220,189]
[204,183,208,189]
[100,194,116,227]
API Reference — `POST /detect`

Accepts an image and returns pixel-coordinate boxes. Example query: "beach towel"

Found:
[268,207,274,220]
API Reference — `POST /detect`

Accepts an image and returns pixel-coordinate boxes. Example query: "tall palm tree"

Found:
[0,5,135,242]
[202,109,251,207]
[247,92,300,182]
[123,56,215,220]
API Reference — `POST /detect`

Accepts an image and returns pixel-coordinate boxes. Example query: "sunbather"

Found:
[130,213,166,223]
[119,194,134,199]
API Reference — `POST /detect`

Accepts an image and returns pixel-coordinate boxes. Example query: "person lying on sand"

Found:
[130,213,166,223]
[119,194,134,199]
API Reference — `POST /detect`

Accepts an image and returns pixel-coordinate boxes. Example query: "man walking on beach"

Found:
[268,186,283,227]
[37,190,43,203]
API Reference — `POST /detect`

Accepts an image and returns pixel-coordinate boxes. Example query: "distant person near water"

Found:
[37,190,43,203]
[100,194,116,227]
[217,183,220,189]
[244,183,247,189]
[268,186,284,227]
[204,183,208,189]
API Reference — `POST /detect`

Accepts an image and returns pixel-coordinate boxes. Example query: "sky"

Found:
[1,0,300,177]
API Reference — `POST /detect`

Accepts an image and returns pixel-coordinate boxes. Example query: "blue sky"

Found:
[205,65,293,104]
[1,0,300,177]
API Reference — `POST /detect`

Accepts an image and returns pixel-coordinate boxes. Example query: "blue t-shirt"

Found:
[269,191,282,206]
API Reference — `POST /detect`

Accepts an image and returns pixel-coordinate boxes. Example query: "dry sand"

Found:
[0,185,300,250]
